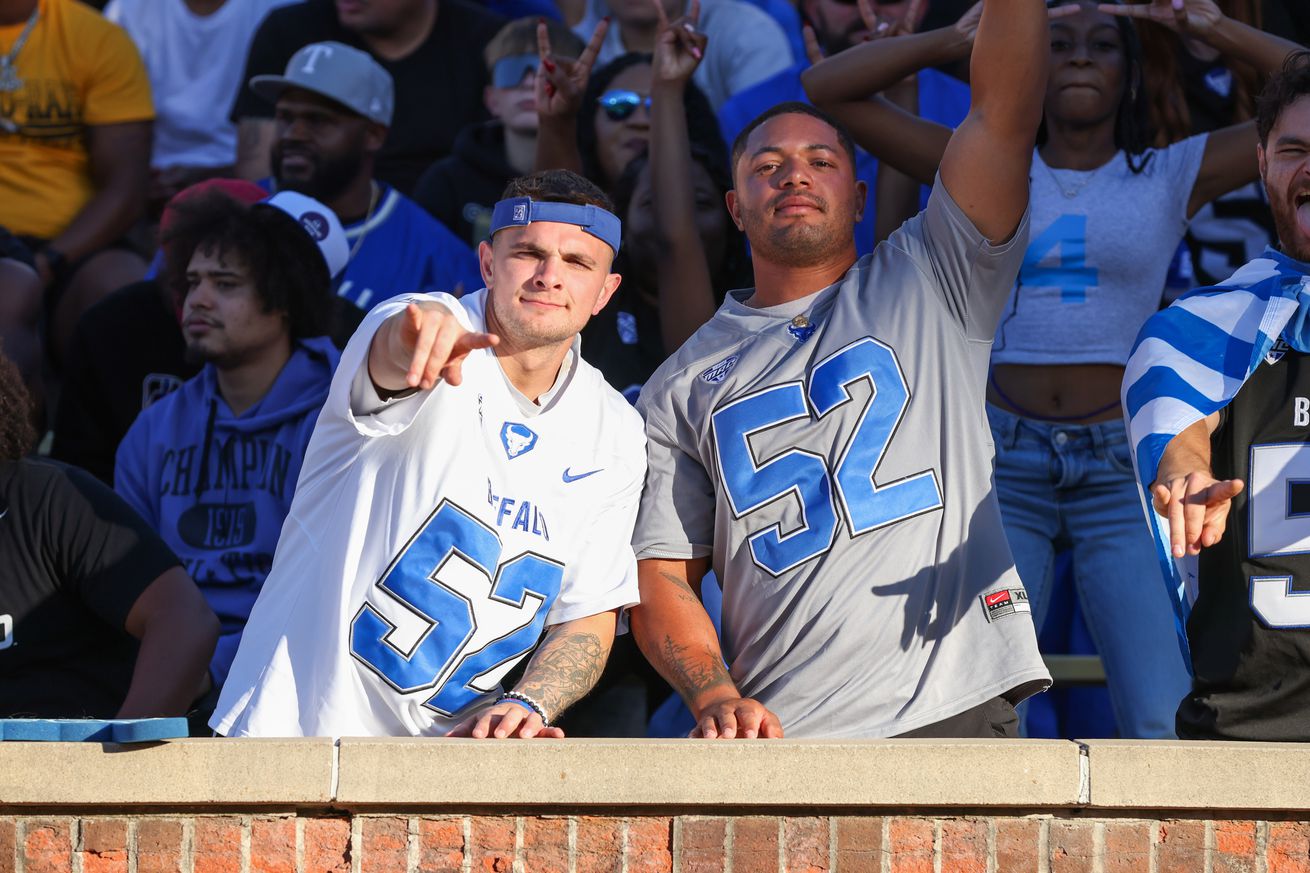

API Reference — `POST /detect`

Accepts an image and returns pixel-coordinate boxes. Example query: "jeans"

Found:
[986,404,1190,739]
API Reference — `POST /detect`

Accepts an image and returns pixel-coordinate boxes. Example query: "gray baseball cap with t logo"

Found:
[250,41,394,126]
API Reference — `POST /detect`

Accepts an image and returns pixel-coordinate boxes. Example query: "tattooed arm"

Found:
[630,558,784,739]
[445,610,617,739]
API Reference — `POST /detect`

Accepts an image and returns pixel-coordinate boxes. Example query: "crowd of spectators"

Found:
[1,0,1308,740]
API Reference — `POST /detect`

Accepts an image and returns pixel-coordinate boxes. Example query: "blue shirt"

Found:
[718,63,971,256]
[260,180,483,311]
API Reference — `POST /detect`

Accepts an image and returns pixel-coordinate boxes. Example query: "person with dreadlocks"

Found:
[802,0,1301,738]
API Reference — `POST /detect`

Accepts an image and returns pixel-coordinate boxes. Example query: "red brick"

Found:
[835,817,881,873]
[520,817,569,873]
[0,818,15,873]
[940,819,987,873]
[996,819,1040,872]
[887,818,933,873]
[732,817,779,873]
[23,819,72,873]
[250,816,296,873]
[576,816,621,873]
[136,819,184,873]
[626,817,672,873]
[1214,820,1258,873]
[303,818,351,873]
[1268,822,1310,873]
[361,817,409,873]
[1104,821,1151,873]
[678,817,726,873]
[1049,821,1096,873]
[193,817,243,873]
[470,816,516,873]
[79,819,129,873]
[1157,820,1207,873]
[416,817,465,873]
[783,817,828,873]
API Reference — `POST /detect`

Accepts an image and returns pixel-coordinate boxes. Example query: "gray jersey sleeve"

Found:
[886,174,1031,342]
[633,378,716,561]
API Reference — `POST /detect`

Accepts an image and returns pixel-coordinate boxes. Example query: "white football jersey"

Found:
[211,290,646,737]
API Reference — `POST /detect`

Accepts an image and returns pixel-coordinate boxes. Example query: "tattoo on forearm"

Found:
[515,630,608,721]
[659,570,703,606]
[660,636,733,701]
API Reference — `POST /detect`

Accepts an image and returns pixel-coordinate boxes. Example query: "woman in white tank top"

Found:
[803,0,1300,738]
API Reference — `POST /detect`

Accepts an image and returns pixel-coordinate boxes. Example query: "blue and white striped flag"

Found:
[1122,248,1310,659]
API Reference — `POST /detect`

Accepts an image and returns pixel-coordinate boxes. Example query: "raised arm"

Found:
[534,20,608,175]
[630,557,783,738]
[801,3,980,186]
[1099,0,1306,216]
[446,610,618,738]
[648,0,717,351]
[1151,413,1243,558]
[938,0,1048,243]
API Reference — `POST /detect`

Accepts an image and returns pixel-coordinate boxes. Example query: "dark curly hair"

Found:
[161,192,332,339]
[576,52,727,188]
[0,343,36,462]
[1257,50,1310,146]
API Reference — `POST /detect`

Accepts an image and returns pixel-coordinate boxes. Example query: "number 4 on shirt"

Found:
[1020,214,1099,303]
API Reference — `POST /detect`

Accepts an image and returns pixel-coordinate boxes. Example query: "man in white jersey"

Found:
[630,0,1052,739]
[211,170,646,738]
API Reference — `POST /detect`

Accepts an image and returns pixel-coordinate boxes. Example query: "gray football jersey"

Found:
[635,180,1051,738]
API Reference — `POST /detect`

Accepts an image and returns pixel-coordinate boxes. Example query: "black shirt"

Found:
[412,120,518,247]
[580,284,666,404]
[230,0,506,194]
[51,281,198,486]
[1181,347,1310,740]
[0,459,180,718]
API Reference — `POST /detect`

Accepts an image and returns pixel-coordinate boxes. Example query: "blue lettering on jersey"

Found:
[710,337,942,576]
[487,480,551,542]
[349,499,564,716]
[501,422,538,459]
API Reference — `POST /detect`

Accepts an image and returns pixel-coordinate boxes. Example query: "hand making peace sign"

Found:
[536,16,609,121]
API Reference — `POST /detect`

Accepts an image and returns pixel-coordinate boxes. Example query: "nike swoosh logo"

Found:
[0,508,7,520]
[562,467,603,483]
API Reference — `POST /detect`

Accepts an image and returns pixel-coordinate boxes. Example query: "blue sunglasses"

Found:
[491,54,539,89]
[598,89,653,121]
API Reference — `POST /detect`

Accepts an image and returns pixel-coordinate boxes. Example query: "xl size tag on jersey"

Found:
[980,588,1031,622]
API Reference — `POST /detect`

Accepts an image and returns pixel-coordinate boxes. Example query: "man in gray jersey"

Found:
[629,0,1052,739]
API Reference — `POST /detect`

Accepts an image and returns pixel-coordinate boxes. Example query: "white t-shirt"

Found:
[105,0,294,169]
[211,290,646,737]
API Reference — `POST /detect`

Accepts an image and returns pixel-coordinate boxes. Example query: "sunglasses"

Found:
[491,54,539,89]
[598,90,653,121]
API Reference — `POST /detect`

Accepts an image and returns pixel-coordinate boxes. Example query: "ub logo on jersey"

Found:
[1266,337,1290,365]
[700,355,740,384]
[501,422,538,459]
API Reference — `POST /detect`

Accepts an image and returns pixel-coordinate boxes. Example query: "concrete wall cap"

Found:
[335,737,1084,807]
[1080,740,1310,810]
[0,737,335,806]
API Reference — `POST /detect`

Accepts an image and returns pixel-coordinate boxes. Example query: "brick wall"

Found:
[3,813,1308,873]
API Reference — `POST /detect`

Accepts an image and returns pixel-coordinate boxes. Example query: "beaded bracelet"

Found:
[497,691,551,727]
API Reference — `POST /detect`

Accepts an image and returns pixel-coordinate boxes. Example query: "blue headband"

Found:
[489,197,622,254]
